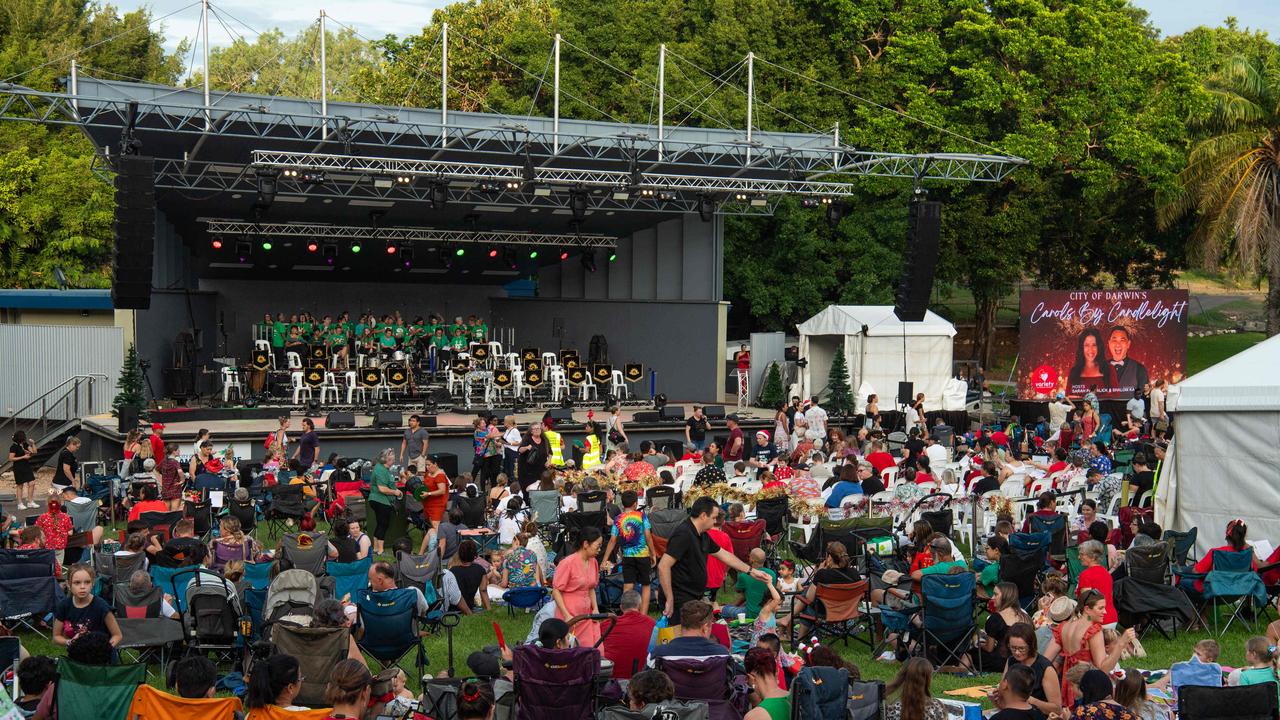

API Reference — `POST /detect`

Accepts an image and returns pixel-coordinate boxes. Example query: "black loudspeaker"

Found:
[373,411,402,429]
[898,381,914,406]
[660,405,686,421]
[163,367,195,398]
[894,199,942,322]
[481,409,515,420]
[326,411,356,429]
[112,154,155,310]
[703,405,726,420]
[548,408,575,424]
[416,415,438,428]
[117,405,140,433]
[429,452,458,478]
[633,411,662,423]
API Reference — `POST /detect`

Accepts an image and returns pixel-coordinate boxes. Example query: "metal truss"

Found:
[203,220,618,247]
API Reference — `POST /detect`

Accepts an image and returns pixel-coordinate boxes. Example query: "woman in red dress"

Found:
[1045,588,1134,708]
[421,456,449,529]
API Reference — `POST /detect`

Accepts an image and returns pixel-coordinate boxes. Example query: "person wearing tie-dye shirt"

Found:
[603,490,657,612]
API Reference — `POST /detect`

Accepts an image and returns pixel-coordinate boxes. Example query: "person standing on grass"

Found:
[367,448,403,556]
[657,496,773,624]
[602,490,657,612]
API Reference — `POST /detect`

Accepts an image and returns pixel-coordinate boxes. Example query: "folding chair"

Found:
[279,532,329,576]
[138,510,184,542]
[395,548,442,591]
[577,490,607,514]
[0,548,59,637]
[790,665,852,720]
[243,561,273,590]
[847,679,887,720]
[644,485,676,511]
[355,587,428,678]
[514,644,606,720]
[150,564,194,613]
[791,580,874,650]
[1028,512,1068,565]
[227,498,259,537]
[456,494,488,529]
[1178,683,1278,720]
[656,655,750,720]
[528,489,562,525]
[263,484,307,536]
[56,658,146,720]
[125,683,244,720]
[1164,527,1199,568]
[271,624,353,707]
[723,519,765,566]
[754,496,790,540]
[116,617,183,673]
[325,556,372,600]
[917,572,979,672]
[503,585,550,617]
[1180,549,1268,636]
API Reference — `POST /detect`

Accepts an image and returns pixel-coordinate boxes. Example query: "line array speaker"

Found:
[893,199,942,322]
[326,411,356,429]
[112,155,156,310]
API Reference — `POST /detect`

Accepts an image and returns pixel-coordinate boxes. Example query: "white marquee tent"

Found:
[796,306,959,412]
[1155,334,1280,555]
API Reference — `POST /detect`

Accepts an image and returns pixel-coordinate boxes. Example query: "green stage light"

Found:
[455,248,465,256]
[261,240,273,251]
[529,250,539,259]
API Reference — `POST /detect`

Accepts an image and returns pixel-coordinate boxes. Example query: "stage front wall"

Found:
[1017,289,1188,400]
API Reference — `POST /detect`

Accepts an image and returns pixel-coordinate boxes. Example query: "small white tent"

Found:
[796,306,957,412]
[1155,334,1280,556]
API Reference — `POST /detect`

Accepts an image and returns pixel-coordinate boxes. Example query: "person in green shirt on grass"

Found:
[975,534,1006,598]
[367,448,403,555]
[721,548,776,619]
[913,536,967,581]
[1238,636,1280,709]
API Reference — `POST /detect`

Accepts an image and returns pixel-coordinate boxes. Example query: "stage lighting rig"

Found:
[698,194,715,221]
[322,244,337,264]
[570,187,589,221]
[429,181,449,208]
[581,251,597,274]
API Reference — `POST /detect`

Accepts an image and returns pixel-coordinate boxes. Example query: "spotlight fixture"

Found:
[656,191,677,202]
[581,251,597,274]
[301,172,327,185]
[533,185,553,197]
[401,246,414,268]
[395,175,412,184]
[235,240,251,262]
[733,191,749,202]
[612,187,630,201]
[430,181,449,208]
[306,240,319,253]
[698,194,715,222]
[608,250,617,262]
[750,194,768,207]
[282,169,299,179]
[826,201,846,227]
[559,247,570,261]
[455,247,466,257]
[254,170,278,208]
[570,187,589,221]
[475,181,502,193]
[385,241,397,255]
[349,239,362,254]
[502,249,518,270]
[322,244,337,264]
[259,236,273,251]
[638,188,656,198]
[801,198,822,208]
[529,249,539,259]
[211,236,223,250]
[503,180,521,191]
[487,247,499,259]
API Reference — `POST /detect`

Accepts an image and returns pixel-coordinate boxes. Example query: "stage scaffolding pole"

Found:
[202,0,210,131]
[441,22,449,143]
[658,43,665,161]
[553,33,560,154]
[320,10,328,140]
[746,51,753,164]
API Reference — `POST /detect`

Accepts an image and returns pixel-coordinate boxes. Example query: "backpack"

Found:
[791,666,850,720]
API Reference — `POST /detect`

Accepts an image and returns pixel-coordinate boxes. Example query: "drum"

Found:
[248,368,267,393]
[393,350,407,362]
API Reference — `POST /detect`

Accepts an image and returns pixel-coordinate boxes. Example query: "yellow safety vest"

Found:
[545,429,565,466]
[582,435,601,470]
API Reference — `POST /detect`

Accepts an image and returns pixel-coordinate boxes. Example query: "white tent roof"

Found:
[795,305,956,338]
[1175,333,1280,412]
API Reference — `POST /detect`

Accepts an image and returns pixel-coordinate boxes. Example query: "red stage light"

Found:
[488,248,498,258]
[307,241,319,252]
[386,243,397,254]
[211,238,223,250]
[559,250,569,261]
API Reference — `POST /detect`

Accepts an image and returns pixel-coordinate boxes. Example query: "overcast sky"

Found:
[117,0,1279,55]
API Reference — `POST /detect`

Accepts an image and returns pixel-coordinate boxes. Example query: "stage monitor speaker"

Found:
[481,409,514,420]
[547,408,574,424]
[894,199,942,322]
[373,411,402,429]
[326,411,356,429]
[633,411,661,423]
[898,381,914,407]
[117,405,140,433]
[112,154,155,310]
[703,405,726,420]
[660,405,686,421]
[429,452,458,478]
[415,415,438,428]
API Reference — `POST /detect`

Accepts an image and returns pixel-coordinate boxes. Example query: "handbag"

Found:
[608,428,625,445]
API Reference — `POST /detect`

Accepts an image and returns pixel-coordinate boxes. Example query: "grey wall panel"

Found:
[584,250,609,299]
[490,298,722,400]
[0,326,123,418]
[631,228,657,300]
[607,237,633,300]
[655,218,683,301]
[538,262,562,298]
[561,258,585,299]
[681,214,715,301]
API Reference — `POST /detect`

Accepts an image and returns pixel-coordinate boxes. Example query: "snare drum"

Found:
[393,350,406,362]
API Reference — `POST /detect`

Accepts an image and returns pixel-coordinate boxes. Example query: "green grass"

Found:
[1188,297,1265,329]
[1186,332,1266,375]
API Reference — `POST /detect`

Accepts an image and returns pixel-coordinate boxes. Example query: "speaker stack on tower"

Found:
[112,155,156,310]
[893,199,942,322]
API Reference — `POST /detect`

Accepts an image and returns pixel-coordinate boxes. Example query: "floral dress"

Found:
[1072,702,1140,720]
[504,547,539,588]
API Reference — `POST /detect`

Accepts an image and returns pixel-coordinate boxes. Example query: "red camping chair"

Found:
[724,520,766,566]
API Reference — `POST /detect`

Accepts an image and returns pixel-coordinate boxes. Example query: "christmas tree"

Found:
[758,361,785,409]
[827,345,854,415]
[112,343,145,416]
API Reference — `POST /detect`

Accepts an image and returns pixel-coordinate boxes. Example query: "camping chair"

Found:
[791,580,873,650]
[56,658,146,720]
[754,495,789,538]
[503,586,550,617]
[644,485,676,511]
[528,489,562,524]
[1028,511,1068,565]
[242,586,268,645]
[138,510,185,542]
[1127,543,1172,585]
[184,497,214,538]
[115,581,163,618]
[656,655,750,720]
[998,546,1046,612]
[325,556,372,600]
[1164,528,1199,567]
[279,532,330,576]
[577,490,607,514]
[0,548,59,637]
[355,587,428,678]
[271,623,353,707]
[125,683,243,720]
[513,644,605,720]
[723,519,766,566]
[847,680,887,720]
[64,498,100,560]
[556,511,609,558]
[599,702,709,720]
[1179,548,1268,636]
[395,548,441,591]
[116,616,183,672]
[790,665,852,720]
[1113,560,1197,641]
[227,497,259,537]
[263,484,307,536]
[456,493,488,529]
[243,561,273,590]
[1178,683,1278,720]
[917,572,979,673]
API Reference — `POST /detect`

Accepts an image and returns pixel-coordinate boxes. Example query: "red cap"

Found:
[151,422,165,431]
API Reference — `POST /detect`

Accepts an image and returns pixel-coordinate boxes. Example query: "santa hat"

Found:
[755,430,770,442]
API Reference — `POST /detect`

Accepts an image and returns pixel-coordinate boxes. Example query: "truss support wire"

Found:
[204,220,617,247]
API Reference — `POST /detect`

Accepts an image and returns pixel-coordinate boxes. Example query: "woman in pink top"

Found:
[553,526,603,647]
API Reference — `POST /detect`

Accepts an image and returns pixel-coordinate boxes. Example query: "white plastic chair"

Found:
[221,367,242,402]
[579,380,598,402]
[345,371,367,404]
[541,352,558,371]
[254,340,276,368]
[319,372,341,403]
[487,341,503,365]
[881,466,899,489]
[447,367,465,396]
[609,370,628,400]
[286,352,303,370]
[290,372,312,404]
[551,368,570,402]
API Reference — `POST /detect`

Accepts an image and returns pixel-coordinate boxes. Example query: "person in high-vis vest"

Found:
[544,416,566,467]
[581,421,602,470]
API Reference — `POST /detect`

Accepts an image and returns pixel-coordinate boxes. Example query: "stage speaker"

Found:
[547,408,574,424]
[326,411,356,429]
[112,154,155,310]
[633,411,661,423]
[703,405,726,420]
[893,199,942,322]
[163,367,195,398]
[660,405,686,421]
[373,411,402,429]
[429,452,458,478]
[117,405,140,433]
[416,415,438,428]
[898,381,914,407]
[481,409,515,420]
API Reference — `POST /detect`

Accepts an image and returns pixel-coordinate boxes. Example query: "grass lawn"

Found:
[1186,332,1266,375]
[1188,297,1266,329]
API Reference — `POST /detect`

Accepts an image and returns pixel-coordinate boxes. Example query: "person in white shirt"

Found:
[501,415,523,482]
[1125,390,1145,424]
[1047,393,1073,433]
[804,396,828,439]
[1150,380,1168,423]
[924,435,948,469]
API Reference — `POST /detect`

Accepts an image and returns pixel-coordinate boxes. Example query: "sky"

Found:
[112,0,1280,55]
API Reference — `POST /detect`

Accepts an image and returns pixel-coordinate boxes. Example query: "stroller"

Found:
[173,568,242,662]
[263,569,319,628]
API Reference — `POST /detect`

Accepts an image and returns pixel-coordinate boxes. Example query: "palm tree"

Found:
[1160,55,1280,335]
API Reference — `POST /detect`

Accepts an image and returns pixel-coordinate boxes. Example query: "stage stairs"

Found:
[0,374,104,476]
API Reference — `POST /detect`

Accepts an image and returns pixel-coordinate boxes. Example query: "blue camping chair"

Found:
[1094,414,1113,443]
[503,586,550,617]
[243,561,273,590]
[597,566,626,612]
[1028,513,1068,562]
[243,587,268,643]
[84,473,116,504]
[1179,549,1267,636]
[918,572,978,672]
[326,556,372,601]
[355,587,428,677]
[149,564,194,613]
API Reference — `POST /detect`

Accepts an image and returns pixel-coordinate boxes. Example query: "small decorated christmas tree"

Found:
[112,343,145,416]
[758,361,785,409]
[827,345,854,415]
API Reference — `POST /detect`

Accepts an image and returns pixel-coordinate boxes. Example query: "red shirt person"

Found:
[602,592,656,679]
[1189,519,1258,594]
[1074,539,1117,626]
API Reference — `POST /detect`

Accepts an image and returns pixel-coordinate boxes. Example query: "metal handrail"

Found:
[0,374,108,446]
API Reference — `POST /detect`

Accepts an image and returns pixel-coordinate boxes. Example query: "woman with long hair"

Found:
[1068,329,1114,393]
[885,657,945,720]
[552,526,603,647]
[744,646,790,720]
[773,405,791,455]
[1183,519,1258,598]
[1001,621,1062,718]
[9,430,36,509]
[1114,664,1167,720]
[1072,668,1139,720]
[1044,587,1134,708]
[244,654,306,712]
[457,679,495,720]
[971,581,1031,672]
[498,496,527,545]
[210,516,257,571]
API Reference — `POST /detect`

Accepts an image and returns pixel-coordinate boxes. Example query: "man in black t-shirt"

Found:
[55,436,81,490]
[684,406,711,451]
[901,428,925,469]
[657,497,770,624]
[1127,454,1156,507]
[988,664,1045,720]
